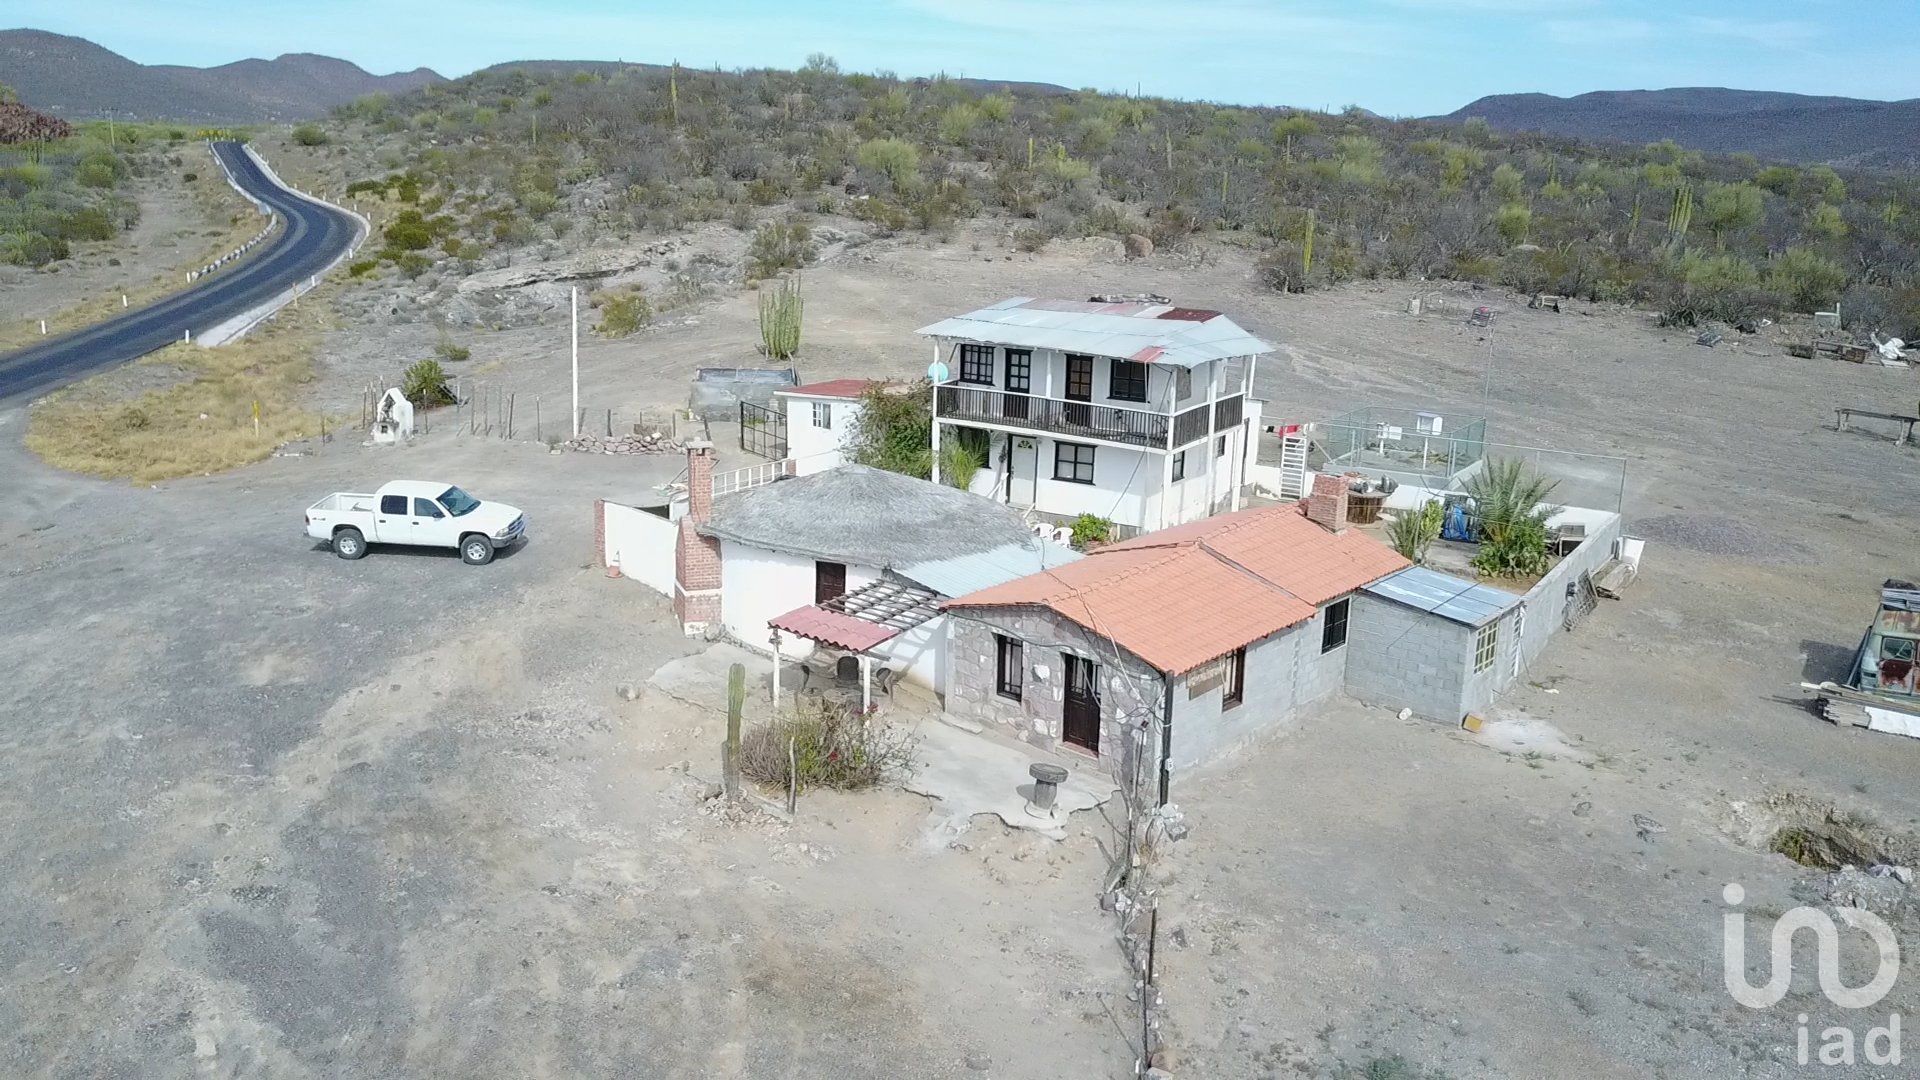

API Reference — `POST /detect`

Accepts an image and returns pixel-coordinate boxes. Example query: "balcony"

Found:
[936,384,1244,451]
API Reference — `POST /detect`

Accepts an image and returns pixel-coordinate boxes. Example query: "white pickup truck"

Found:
[306,481,526,564]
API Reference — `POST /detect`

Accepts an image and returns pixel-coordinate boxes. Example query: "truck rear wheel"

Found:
[332,527,368,560]
[461,534,496,565]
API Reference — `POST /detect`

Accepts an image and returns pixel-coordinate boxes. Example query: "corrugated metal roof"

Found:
[898,539,1081,598]
[915,297,1272,370]
[1362,566,1520,628]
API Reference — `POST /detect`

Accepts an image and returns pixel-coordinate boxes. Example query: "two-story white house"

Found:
[917,297,1271,537]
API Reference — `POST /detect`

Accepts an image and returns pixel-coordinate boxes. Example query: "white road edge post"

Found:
[570,286,580,438]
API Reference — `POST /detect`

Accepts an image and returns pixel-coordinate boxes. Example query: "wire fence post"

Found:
[507,394,515,440]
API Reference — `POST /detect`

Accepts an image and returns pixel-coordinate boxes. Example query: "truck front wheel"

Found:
[461,534,496,565]
[332,527,368,560]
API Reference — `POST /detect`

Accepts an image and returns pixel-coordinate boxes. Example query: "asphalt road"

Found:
[0,141,360,404]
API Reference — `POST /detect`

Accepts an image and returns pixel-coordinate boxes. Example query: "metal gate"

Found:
[739,401,787,459]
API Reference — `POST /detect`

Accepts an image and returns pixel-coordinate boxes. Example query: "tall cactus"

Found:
[1668,182,1693,247]
[759,274,804,361]
[1301,208,1317,280]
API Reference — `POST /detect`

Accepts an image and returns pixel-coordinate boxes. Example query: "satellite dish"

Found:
[927,361,950,383]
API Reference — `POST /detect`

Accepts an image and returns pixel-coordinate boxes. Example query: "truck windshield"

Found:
[439,486,482,516]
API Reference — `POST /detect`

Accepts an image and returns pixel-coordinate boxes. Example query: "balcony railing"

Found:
[937,384,1169,448]
[936,384,1247,451]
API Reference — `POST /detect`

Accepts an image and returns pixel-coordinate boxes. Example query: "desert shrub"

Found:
[849,196,910,235]
[74,155,120,189]
[382,214,433,251]
[348,259,380,277]
[291,124,329,147]
[433,339,471,362]
[738,701,916,792]
[1766,247,1847,312]
[401,359,454,406]
[1071,513,1113,547]
[395,252,432,277]
[747,220,813,279]
[521,189,558,218]
[1466,458,1559,579]
[1012,226,1050,253]
[855,137,920,192]
[596,290,651,336]
[847,380,932,479]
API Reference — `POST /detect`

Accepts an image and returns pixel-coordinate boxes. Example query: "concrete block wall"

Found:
[1171,623,1301,768]
[1511,513,1622,672]
[1344,591,1473,721]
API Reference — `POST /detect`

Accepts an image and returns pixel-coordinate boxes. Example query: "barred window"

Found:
[1474,621,1500,673]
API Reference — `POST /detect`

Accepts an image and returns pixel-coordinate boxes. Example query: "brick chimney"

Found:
[674,441,722,635]
[1305,472,1350,533]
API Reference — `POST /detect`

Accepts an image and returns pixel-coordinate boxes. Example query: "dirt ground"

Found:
[6,204,1920,1077]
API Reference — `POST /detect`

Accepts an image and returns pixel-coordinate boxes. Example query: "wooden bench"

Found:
[1836,408,1918,447]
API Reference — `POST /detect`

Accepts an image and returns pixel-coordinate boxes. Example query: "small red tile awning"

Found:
[769,605,902,652]
[769,577,945,653]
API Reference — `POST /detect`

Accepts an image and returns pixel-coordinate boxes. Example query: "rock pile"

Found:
[562,431,684,455]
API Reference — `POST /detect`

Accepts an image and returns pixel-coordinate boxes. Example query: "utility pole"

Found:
[570,286,580,437]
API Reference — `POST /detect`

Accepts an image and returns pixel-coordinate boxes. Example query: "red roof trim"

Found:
[1156,307,1219,322]
[779,378,874,400]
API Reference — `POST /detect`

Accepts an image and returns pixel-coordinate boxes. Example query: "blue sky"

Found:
[12,0,1919,116]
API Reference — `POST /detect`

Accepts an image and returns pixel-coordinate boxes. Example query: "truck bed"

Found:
[311,492,378,513]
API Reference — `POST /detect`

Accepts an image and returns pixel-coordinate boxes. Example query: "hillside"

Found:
[1437,87,1920,168]
[0,28,442,122]
[308,60,1920,340]
[477,57,1071,97]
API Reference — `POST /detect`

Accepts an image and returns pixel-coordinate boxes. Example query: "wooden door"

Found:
[1062,654,1101,752]
[815,561,846,605]
[1064,354,1093,428]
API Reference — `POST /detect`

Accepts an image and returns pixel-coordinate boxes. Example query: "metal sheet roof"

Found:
[915,297,1272,370]
[898,539,1082,598]
[1362,566,1520,628]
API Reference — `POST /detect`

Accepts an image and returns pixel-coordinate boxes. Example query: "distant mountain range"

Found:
[1435,87,1920,168]
[0,29,443,123]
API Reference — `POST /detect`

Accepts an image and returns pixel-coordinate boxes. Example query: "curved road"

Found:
[0,141,361,403]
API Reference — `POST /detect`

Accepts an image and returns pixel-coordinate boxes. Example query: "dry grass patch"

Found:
[26,300,331,482]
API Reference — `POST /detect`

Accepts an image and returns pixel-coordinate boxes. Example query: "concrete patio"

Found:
[903,716,1118,840]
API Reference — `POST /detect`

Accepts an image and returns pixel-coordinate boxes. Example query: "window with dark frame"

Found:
[958,344,994,385]
[1321,598,1349,653]
[1216,434,1227,457]
[812,401,832,428]
[1222,647,1246,708]
[1003,349,1032,392]
[1171,450,1186,482]
[1109,358,1148,402]
[995,634,1023,700]
[1053,441,1096,484]
[814,561,847,605]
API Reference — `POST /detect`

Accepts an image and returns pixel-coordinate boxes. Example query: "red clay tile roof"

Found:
[944,503,1410,675]
[769,605,901,652]
[779,378,875,400]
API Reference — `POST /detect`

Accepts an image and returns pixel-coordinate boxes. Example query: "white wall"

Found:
[781,394,860,475]
[1030,437,1160,530]
[717,540,945,693]
[603,502,678,596]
